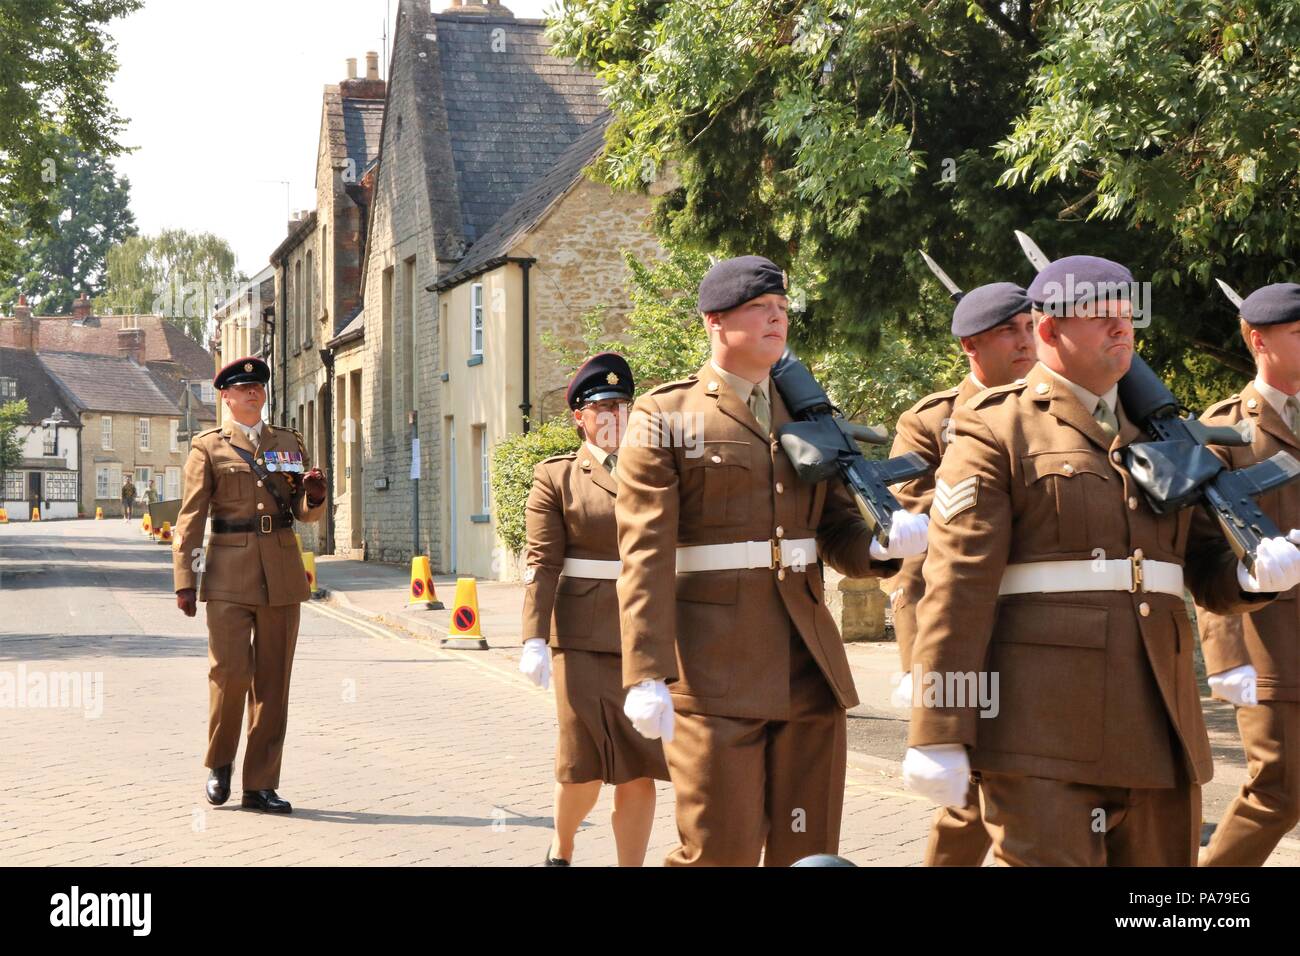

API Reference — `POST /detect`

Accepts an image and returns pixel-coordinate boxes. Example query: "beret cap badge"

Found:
[606,372,619,385]
[244,363,254,373]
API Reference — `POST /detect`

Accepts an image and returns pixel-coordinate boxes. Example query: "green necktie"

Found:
[748,387,771,434]
[1285,396,1300,436]
[1093,399,1118,440]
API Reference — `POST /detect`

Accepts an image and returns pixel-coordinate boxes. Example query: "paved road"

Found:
[0,520,933,866]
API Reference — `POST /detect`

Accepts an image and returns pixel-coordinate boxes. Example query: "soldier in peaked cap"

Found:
[1197,282,1300,865]
[519,351,668,866]
[887,281,1035,866]
[903,255,1300,865]
[173,355,328,814]
[614,254,928,866]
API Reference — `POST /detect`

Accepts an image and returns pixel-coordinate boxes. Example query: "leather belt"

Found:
[561,557,622,580]
[998,556,1184,597]
[675,537,818,573]
[212,515,294,534]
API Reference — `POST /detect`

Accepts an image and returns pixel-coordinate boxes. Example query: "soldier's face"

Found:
[1039,299,1134,388]
[707,293,789,366]
[574,399,629,453]
[963,312,1036,385]
[1252,320,1300,386]
[222,382,266,422]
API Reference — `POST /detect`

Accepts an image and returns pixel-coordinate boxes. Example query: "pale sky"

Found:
[107,0,557,278]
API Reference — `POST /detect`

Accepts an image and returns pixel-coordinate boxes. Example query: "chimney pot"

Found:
[365,51,379,80]
[346,57,357,79]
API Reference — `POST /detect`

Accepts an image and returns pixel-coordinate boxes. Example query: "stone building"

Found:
[212,265,276,428]
[0,346,80,520]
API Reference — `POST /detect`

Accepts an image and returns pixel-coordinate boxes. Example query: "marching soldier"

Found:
[518,352,669,867]
[888,282,1035,866]
[903,255,1300,865]
[1197,283,1300,865]
[615,255,928,866]
[173,356,327,814]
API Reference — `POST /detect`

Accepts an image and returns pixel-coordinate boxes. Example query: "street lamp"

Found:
[41,406,70,457]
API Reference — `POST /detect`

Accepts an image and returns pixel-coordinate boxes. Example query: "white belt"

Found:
[675,538,818,573]
[561,557,622,580]
[998,557,1184,597]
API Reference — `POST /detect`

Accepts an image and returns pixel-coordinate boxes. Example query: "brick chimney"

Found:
[71,292,92,323]
[14,294,36,351]
[341,52,385,99]
[117,324,145,365]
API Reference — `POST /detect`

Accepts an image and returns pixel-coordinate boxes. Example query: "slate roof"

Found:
[37,351,184,417]
[0,347,70,423]
[426,10,608,248]
[0,314,215,381]
[342,97,385,175]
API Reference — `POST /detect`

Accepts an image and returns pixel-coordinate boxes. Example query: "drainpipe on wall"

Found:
[514,258,533,433]
[280,274,289,427]
[319,347,336,555]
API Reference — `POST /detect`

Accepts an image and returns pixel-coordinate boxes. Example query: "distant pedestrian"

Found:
[121,477,137,521]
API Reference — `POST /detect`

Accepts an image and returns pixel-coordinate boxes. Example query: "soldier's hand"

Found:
[519,638,551,689]
[302,467,327,504]
[1238,535,1300,592]
[869,510,930,561]
[176,588,197,617]
[902,744,971,808]
[889,670,913,709]
[1208,665,1258,707]
[623,679,675,742]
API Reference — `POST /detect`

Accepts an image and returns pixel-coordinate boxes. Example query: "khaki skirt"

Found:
[552,647,670,785]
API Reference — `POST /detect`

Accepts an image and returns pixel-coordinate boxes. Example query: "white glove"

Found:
[1237,535,1300,592]
[889,670,913,709]
[1208,664,1258,707]
[518,638,551,690]
[869,510,930,561]
[623,679,675,742]
[902,744,971,808]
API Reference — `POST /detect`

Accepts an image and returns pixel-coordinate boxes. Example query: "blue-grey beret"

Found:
[951,282,1032,337]
[1240,283,1300,326]
[698,255,788,314]
[1027,255,1135,316]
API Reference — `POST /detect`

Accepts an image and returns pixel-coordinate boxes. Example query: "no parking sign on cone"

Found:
[408,556,444,609]
[442,577,487,650]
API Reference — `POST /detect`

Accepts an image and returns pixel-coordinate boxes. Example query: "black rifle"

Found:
[770,349,930,544]
[1119,353,1300,572]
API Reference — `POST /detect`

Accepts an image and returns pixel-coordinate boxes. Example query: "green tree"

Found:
[98,230,245,343]
[0,0,142,274]
[0,399,30,496]
[0,139,137,314]
[547,0,1284,385]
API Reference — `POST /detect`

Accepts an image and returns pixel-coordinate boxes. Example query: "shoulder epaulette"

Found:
[540,452,578,465]
[194,426,221,439]
[908,386,961,415]
[644,375,698,397]
[969,380,1027,409]
[1203,394,1242,418]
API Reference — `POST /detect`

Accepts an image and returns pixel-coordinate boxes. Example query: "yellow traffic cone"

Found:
[408,556,445,609]
[95,506,103,520]
[301,550,324,599]
[155,520,172,544]
[142,513,152,535]
[31,507,40,521]
[442,577,488,650]
[0,507,9,524]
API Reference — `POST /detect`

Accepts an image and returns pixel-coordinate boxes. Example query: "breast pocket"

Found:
[215,461,253,504]
[682,440,752,527]
[1021,450,1112,553]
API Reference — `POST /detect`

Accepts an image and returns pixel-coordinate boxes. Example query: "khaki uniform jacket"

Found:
[1196,383,1300,701]
[886,376,983,671]
[615,361,899,721]
[908,362,1269,788]
[172,423,325,606]
[521,451,622,654]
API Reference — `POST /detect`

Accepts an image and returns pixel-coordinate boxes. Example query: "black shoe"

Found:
[241,789,292,814]
[544,852,570,866]
[205,765,232,806]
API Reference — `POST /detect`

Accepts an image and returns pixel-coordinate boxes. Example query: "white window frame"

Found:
[169,419,179,453]
[200,383,216,404]
[96,466,110,499]
[165,466,181,501]
[135,467,151,494]
[477,425,490,513]
[100,415,113,450]
[470,283,484,356]
[138,417,150,451]
[0,377,16,399]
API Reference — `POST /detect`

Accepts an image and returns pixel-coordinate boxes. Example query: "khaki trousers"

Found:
[924,780,992,866]
[978,770,1200,866]
[205,600,300,790]
[663,636,846,867]
[1202,701,1300,866]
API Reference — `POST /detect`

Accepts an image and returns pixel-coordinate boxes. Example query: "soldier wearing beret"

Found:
[615,255,927,866]
[518,352,669,866]
[887,281,1035,866]
[903,255,1300,865]
[1197,282,1300,865]
[173,356,328,813]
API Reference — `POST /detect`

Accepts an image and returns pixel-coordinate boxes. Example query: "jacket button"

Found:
[1139,602,1150,617]
[711,455,722,463]
[775,526,784,538]
[257,503,265,511]
[707,381,718,392]
[1128,496,1138,510]
[777,569,786,581]
[1112,451,1122,463]
[256,480,264,487]
[1133,548,1144,561]
[775,482,784,494]
[1062,463,1075,475]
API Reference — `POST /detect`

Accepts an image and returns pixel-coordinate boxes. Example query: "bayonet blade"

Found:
[918,249,963,301]
[1014,230,1051,272]
[1215,278,1245,309]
